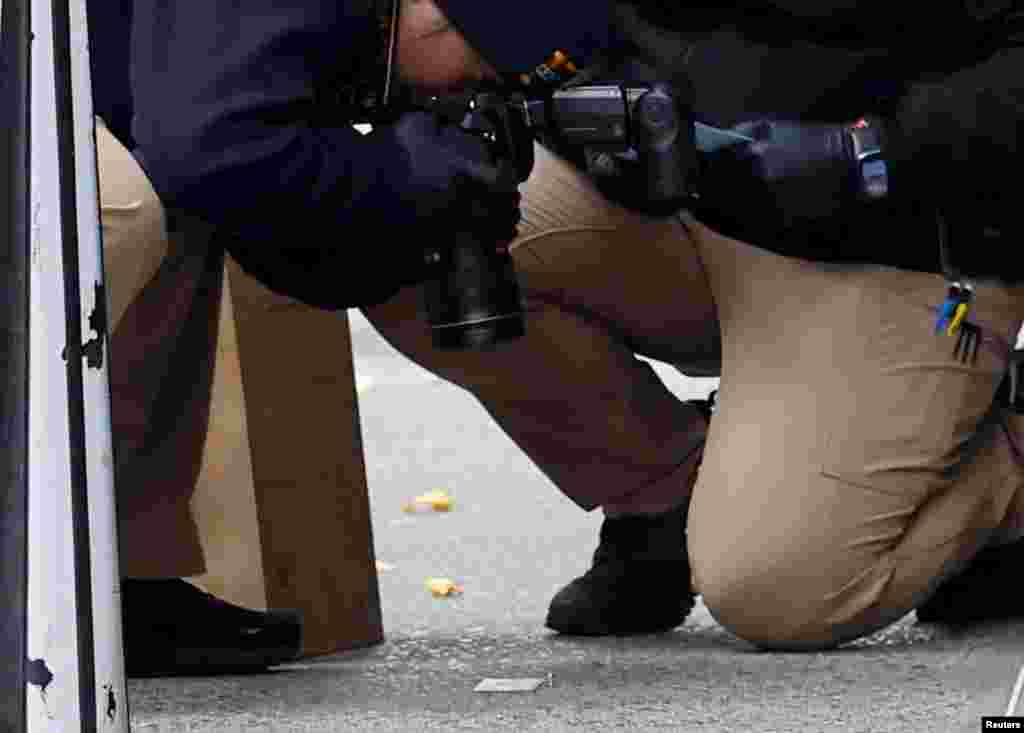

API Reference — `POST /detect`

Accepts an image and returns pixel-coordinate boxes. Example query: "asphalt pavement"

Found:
[127,310,1024,732]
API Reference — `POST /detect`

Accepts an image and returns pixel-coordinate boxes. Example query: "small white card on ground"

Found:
[474,678,546,693]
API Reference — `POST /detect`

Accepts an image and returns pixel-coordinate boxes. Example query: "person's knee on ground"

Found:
[683,223,1024,650]
[692,543,908,651]
[694,415,1024,651]
[689,382,1024,651]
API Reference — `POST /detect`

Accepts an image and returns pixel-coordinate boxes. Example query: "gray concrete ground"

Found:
[128,310,1024,732]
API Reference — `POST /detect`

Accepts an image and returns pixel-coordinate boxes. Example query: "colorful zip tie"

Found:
[946,300,971,336]
[935,282,974,336]
[932,209,983,365]
[935,284,962,334]
[933,280,980,365]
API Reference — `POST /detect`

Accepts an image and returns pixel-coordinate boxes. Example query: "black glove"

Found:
[694,119,862,242]
[881,47,1024,281]
[375,110,518,219]
[728,120,858,220]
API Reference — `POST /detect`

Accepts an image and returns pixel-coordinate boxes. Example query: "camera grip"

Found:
[631,82,697,213]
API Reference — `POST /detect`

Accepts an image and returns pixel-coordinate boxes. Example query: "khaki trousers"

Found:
[688,220,1024,648]
[98,118,217,579]
[364,142,1024,649]
[101,110,1024,647]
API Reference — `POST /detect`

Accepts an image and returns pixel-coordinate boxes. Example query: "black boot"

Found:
[545,504,694,635]
[916,537,1024,626]
[122,578,303,677]
[545,392,714,636]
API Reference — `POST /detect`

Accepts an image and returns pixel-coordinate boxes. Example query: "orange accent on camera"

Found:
[547,49,578,73]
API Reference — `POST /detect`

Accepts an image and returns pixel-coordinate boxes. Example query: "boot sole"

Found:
[126,646,301,678]
[545,597,694,637]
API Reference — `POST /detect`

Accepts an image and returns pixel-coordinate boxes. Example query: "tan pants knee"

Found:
[693,414,1020,651]
[686,219,1024,650]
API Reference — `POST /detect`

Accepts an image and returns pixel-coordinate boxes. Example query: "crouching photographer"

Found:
[125,0,1024,659]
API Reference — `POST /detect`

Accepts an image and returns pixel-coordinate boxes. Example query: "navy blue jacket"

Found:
[129,1,425,309]
[87,0,134,149]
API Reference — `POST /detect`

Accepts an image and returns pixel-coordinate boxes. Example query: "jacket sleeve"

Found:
[129,0,424,309]
[87,0,135,149]
[882,47,1024,281]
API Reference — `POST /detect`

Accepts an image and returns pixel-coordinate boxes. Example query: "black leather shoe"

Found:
[122,578,303,677]
[916,537,1024,626]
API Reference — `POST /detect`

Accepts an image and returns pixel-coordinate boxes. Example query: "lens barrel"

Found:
[423,228,524,350]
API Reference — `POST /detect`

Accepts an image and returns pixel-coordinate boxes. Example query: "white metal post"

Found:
[25,0,129,729]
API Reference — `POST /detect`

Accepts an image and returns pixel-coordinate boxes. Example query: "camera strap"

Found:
[381,0,400,105]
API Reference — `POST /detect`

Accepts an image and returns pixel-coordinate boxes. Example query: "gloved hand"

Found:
[376,109,519,222]
[724,120,858,220]
[688,119,875,249]
[692,119,862,239]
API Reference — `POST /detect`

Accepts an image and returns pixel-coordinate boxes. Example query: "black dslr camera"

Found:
[416,74,700,348]
[526,79,699,216]
[347,0,536,351]
[414,75,699,349]
[360,0,698,349]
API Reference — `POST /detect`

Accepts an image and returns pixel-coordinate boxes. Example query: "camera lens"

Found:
[423,232,525,350]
